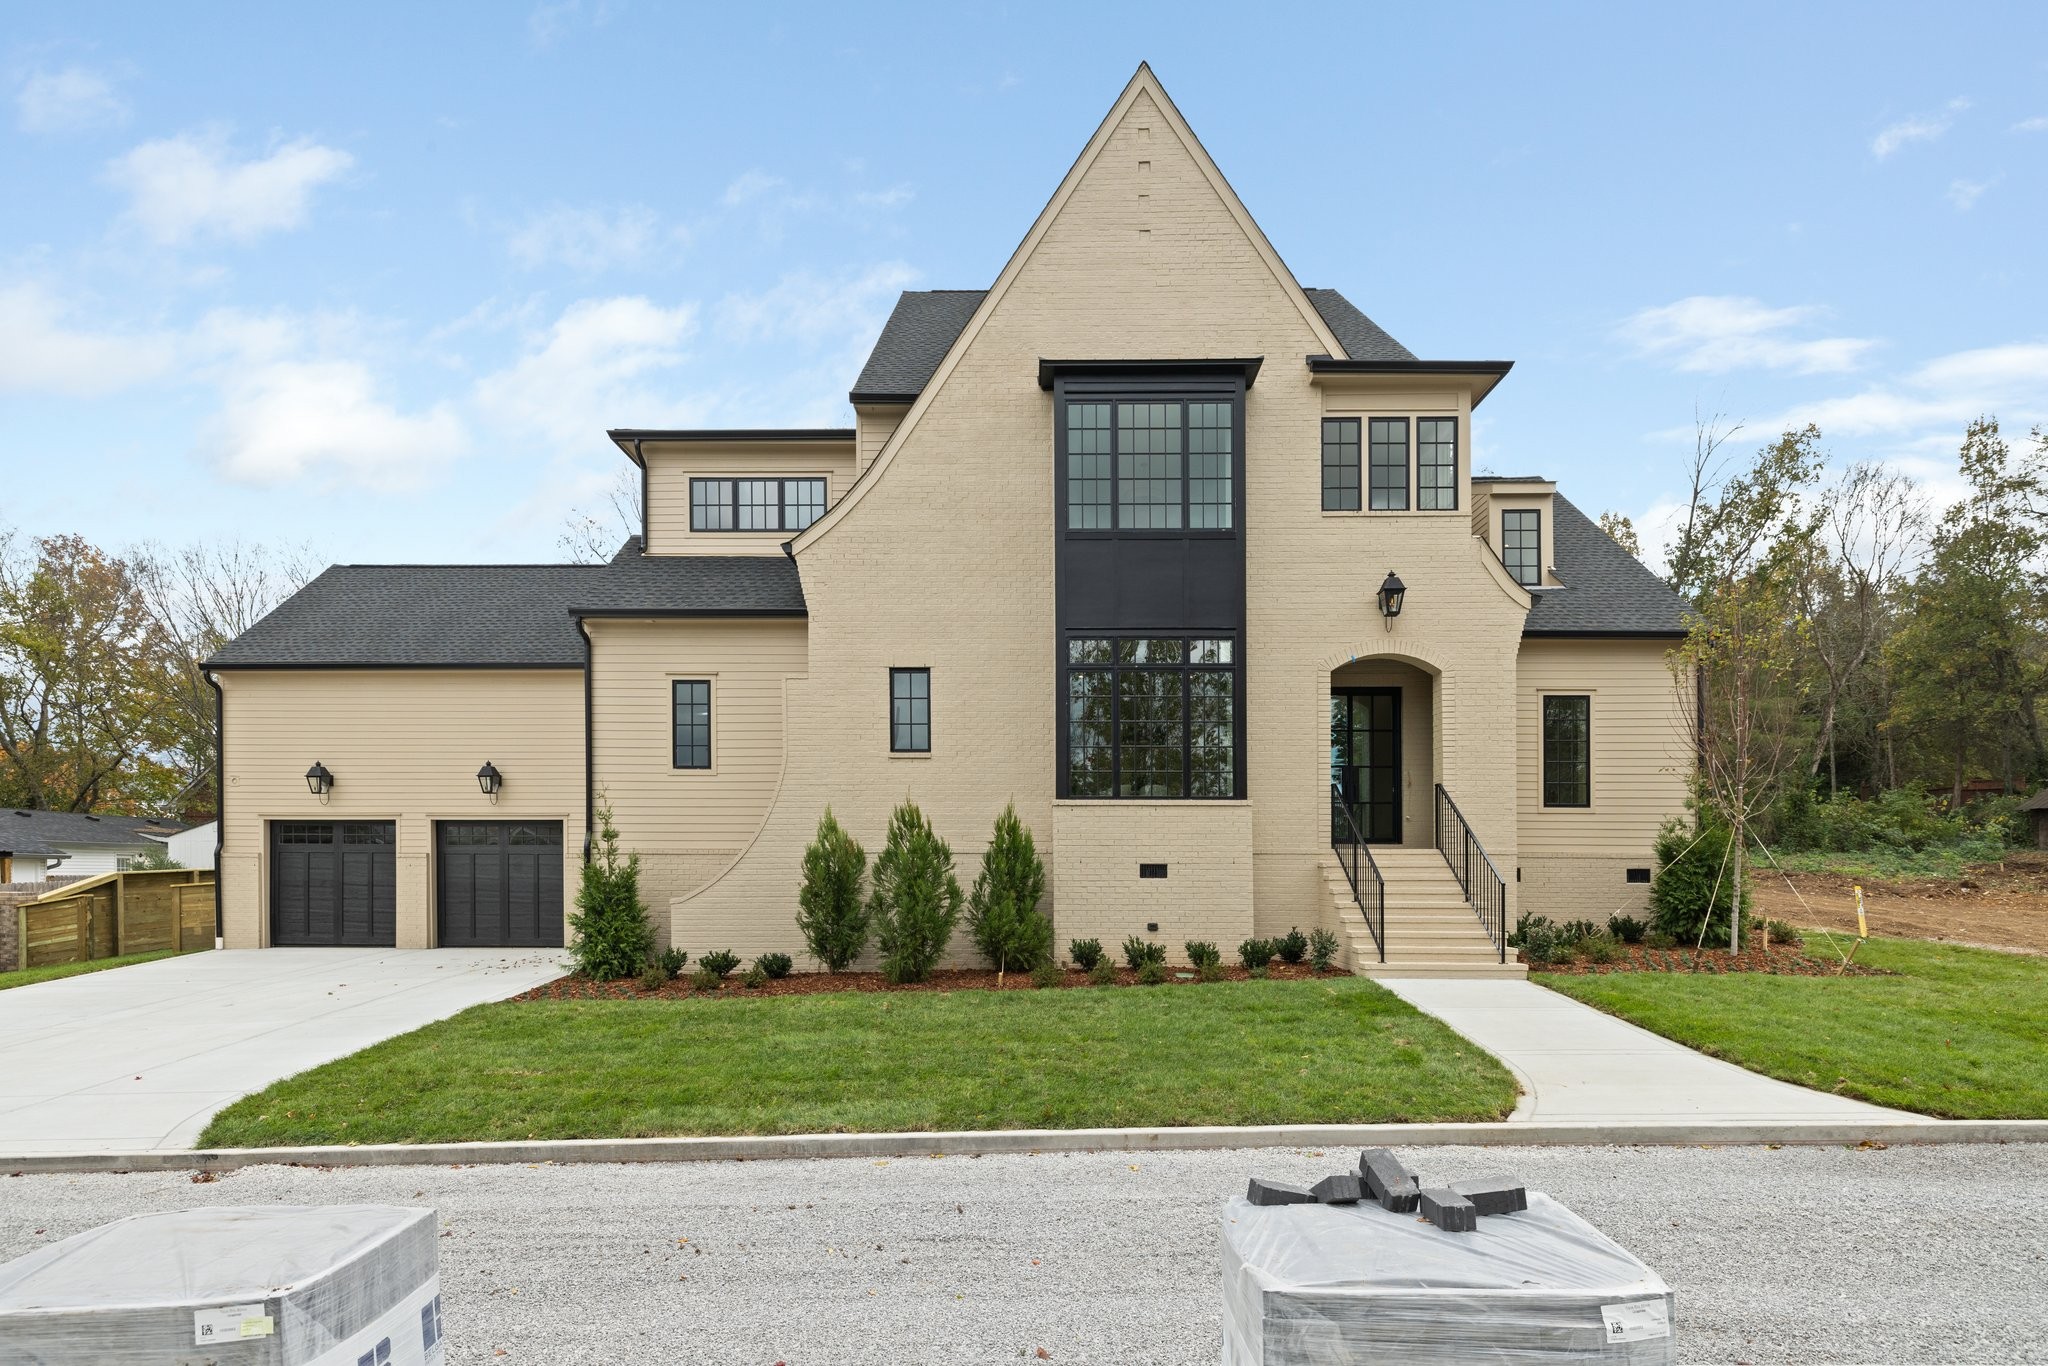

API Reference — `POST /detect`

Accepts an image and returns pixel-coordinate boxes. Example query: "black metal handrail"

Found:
[1330,782,1385,962]
[1433,784,1507,962]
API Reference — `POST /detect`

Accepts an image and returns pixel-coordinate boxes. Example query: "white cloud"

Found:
[2012,116,2048,133]
[105,131,354,245]
[1764,342,2048,441]
[0,282,177,394]
[16,66,127,132]
[1947,177,1994,210]
[527,0,611,48]
[506,204,676,272]
[721,170,786,208]
[853,185,915,210]
[203,359,465,488]
[473,296,702,445]
[713,263,917,347]
[1619,296,1875,375]
[1871,97,1969,158]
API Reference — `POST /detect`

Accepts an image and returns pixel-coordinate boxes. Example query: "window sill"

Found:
[1053,797,1250,806]
[1319,508,1463,518]
[887,750,933,760]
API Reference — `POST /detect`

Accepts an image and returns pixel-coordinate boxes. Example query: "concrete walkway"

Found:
[0,947,566,1154]
[1380,977,1931,1124]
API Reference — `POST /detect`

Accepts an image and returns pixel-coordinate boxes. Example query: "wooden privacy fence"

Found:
[16,869,216,971]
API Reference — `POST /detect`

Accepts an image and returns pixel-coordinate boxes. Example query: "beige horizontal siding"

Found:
[855,404,905,476]
[642,444,856,555]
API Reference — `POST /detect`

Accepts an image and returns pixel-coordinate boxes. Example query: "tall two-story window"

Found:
[672,681,711,769]
[1417,417,1458,510]
[1065,400,1234,531]
[1542,695,1591,807]
[1321,418,1361,511]
[1502,509,1541,585]
[1368,418,1408,510]
[1065,636,1236,798]
[690,477,828,532]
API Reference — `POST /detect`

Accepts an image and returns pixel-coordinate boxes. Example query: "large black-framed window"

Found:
[1368,418,1409,510]
[1417,417,1458,511]
[1542,695,1591,808]
[1321,418,1361,511]
[672,680,711,769]
[690,477,828,533]
[1064,635,1238,799]
[1502,509,1541,586]
[890,668,930,753]
[1064,399,1236,532]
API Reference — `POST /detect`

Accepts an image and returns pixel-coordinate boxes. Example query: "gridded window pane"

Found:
[1068,637,1114,664]
[690,479,733,531]
[276,823,334,845]
[1116,668,1184,798]
[1117,402,1183,529]
[1322,418,1361,511]
[1117,637,1184,664]
[1542,695,1591,807]
[1067,403,1112,529]
[1188,670,1235,797]
[342,823,393,845]
[1368,418,1409,510]
[441,824,496,847]
[1067,669,1114,797]
[1187,401,1233,529]
[1503,509,1541,586]
[738,479,779,531]
[891,668,930,753]
[784,478,826,530]
[673,680,711,769]
[1188,638,1233,665]
[1417,417,1458,511]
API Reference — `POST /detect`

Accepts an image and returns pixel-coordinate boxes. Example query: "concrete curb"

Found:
[7,1119,2048,1175]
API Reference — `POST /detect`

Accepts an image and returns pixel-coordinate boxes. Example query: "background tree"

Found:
[1597,510,1642,558]
[560,466,645,564]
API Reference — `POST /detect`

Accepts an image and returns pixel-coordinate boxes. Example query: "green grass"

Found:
[1538,936,2048,1118]
[1764,844,2011,880]
[199,977,1517,1147]
[0,949,188,991]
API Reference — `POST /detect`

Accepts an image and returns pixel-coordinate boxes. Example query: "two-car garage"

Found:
[268,819,563,948]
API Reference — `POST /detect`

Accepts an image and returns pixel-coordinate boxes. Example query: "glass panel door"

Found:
[1329,688,1402,843]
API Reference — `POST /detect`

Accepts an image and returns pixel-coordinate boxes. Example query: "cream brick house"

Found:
[206,66,1692,977]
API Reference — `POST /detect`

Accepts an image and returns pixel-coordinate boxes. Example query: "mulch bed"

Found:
[1534,941,1891,976]
[512,962,1345,1002]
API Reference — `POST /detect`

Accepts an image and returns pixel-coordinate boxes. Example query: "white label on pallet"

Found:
[1602,1299,1671,1343]
[193,1303,274,1344]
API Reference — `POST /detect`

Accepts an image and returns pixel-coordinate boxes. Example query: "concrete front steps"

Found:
[1320,848,1527,979]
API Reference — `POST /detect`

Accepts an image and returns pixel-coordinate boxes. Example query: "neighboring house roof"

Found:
[847,287,1412,402]
[1524,496,1691,637]
[3,809,183,856]
[205,554,808,670]
[2022,789,2048,812]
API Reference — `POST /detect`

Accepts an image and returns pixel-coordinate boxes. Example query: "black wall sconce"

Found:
[1376,571,1407,629]
[476,761,503,803]
[305,761,334,802]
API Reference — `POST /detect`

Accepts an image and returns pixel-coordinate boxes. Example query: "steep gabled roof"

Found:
[849,286,1412,403]
[205,554,806,669]
[1525,495,1690,637]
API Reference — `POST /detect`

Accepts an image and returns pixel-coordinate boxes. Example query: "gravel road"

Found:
[5,1143,2045,1363]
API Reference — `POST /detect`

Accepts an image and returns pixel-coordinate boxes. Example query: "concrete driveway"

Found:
[0,947,566,1155]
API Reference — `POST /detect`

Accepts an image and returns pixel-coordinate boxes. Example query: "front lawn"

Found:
[0,949,189,992]
[199,976,1516,1147]
[1539,935,2048,1119]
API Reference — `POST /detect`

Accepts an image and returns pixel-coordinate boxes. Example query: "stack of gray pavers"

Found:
[0,1206,444,1365]
[1227,1150,1673,1363]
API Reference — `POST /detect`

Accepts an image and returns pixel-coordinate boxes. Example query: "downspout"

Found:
[634,438,648,554]
[204,669,225,939]
[576,617,594,864]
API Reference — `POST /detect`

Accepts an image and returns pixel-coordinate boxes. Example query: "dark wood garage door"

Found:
[436,821,565,948]
[270,821,397,946]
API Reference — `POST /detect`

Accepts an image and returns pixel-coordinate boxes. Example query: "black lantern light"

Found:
[305,761,334,799]
[1376,571,1407,627]
[476,761,503,801]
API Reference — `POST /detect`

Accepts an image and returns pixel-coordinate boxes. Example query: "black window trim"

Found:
[1059,632,1244,801]
[1416,414,1461,512]
[1367,416,1410,512]
[889,666,931,754]
[1054,376,1245,540]
[1321,416,1362,512]
[688,475,829,533]
[1541,693,1591,809]
[672,678,712,770]
[1502,507,1542,587]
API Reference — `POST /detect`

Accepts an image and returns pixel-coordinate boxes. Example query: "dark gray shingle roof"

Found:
[4,809,182,851]
[1525,495,1689,636]
[848,287,1412,401]
[206,554,806,669]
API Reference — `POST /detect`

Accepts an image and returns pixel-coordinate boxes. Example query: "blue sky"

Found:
[4,2,2045,569]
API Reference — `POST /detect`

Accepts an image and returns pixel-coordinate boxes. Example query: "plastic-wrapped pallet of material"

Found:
[0,1205,445,1366]
[1221,1192,1673,1364]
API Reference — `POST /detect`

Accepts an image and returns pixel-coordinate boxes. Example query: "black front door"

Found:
[1331,688,1401,843]
[270,821,397,946]
[436,821,565,947]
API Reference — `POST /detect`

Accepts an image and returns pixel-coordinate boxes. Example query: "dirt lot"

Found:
[1750,850,2048,955]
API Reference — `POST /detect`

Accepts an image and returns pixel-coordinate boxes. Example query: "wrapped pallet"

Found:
[1221,1192,1673,1364]
[0,1205,443,1366]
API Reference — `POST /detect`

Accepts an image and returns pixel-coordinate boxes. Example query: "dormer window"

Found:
[1502,508,1541,586]
[690,477,828,532]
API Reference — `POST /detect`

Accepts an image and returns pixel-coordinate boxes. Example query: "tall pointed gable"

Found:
[794,63,1346,549]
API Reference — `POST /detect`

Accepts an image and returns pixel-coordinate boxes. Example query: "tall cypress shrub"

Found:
[1649,815,1753,946]
[966,802,1051,981]
[796,807,870,971]
[568,800,654,979]
[869,799,963,984]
